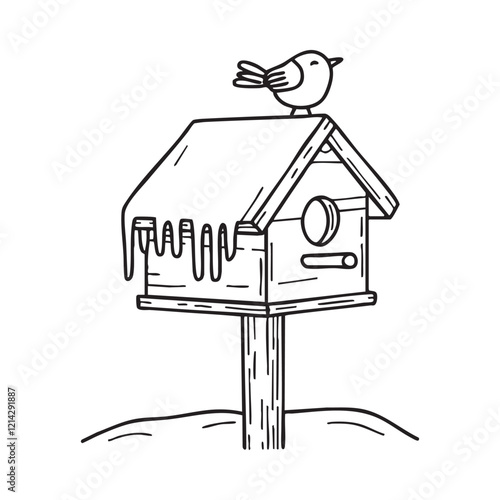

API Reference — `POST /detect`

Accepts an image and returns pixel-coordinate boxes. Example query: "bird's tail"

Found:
[233,60,266,88]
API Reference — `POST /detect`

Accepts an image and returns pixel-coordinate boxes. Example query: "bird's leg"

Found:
[290,108,312,116]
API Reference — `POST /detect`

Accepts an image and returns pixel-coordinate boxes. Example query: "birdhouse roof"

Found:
[122,115,398,279]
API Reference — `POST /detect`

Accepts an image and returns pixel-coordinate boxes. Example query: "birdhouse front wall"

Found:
[266,208,367,304]
[265,158,369,306]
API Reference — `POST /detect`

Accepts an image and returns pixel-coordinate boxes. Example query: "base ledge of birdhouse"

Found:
[137,291,377,317]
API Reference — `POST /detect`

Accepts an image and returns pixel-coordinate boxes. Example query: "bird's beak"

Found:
[329,57,343,68]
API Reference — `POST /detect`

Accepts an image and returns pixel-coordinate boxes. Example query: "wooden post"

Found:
[241,315,285,450]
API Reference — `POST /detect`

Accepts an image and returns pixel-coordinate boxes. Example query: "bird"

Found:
[233,50,343,115]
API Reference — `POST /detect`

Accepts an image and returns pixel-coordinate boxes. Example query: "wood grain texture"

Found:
[241,316,285,450]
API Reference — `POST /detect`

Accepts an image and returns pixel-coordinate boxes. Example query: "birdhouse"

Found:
[122,114,398,449]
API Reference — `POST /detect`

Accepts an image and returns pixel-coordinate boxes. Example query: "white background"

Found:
[2,0,500,499]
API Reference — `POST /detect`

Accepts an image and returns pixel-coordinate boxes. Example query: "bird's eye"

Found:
[310,61,319,66]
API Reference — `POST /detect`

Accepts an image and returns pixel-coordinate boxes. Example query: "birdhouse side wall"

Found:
[144,232,267,303]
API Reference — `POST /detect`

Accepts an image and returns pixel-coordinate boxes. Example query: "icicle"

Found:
[171,219,189,258]
[123,221,135,281]
[152,220,165,257]
[188,222,206,281]
[219,222,238,262]
[138,228,149,254]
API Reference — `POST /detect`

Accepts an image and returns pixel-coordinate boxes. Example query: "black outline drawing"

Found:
[233,50,343,115]
[82,51,418,451]
[108,432,152,442]
[327,422,385,437]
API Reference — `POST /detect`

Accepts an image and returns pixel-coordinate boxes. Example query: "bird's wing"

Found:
[265,60,303,93]
[233,60,266,88]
